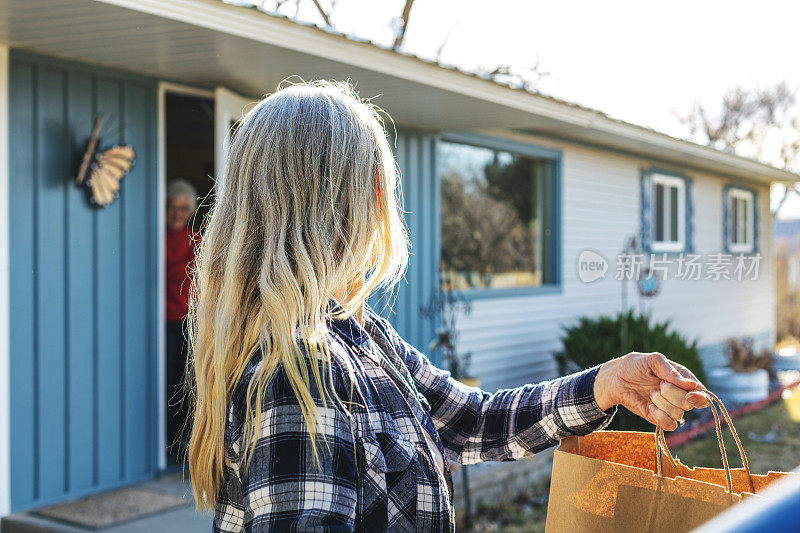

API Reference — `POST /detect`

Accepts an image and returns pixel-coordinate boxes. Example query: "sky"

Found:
[239,0,800,216]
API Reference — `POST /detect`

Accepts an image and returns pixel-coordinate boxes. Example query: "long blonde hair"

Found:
[186,79,409,509]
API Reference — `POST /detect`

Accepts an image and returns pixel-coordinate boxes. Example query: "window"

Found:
[650,173,686,252]
[438,139,556,291]
[726,187,755,253]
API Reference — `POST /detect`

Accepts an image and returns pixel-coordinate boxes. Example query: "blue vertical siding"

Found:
[122,82,153,480]
[37,65,69,502]
[8,51,157,511]
[370,128,441,363]
[95,77,123,486]
[9,60,37,508]
[66,69,97,494]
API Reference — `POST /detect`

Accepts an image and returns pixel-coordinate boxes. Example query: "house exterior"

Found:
[457,131,777,390]
[0,0,796,516]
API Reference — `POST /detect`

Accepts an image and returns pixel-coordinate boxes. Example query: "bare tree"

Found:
[434,22,459,63]
[392,0,417,50]
[243,0,303,19]
[476,57,550,92]
[249,0,417,48]
[309,0,333,26]
[679,82,800,171]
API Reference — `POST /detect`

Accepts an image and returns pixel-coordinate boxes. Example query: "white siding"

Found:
[455,129,775,391]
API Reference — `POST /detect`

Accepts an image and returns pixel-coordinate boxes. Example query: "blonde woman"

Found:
[187,80,709,532]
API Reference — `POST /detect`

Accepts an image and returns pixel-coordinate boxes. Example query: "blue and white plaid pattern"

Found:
[213,305,616,531]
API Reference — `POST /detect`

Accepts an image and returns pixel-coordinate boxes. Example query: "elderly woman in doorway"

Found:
[186,81,710,532]
[165,178,200,463]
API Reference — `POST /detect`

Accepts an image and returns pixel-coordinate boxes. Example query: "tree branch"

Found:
[310,0,332,26]
[392,0,417,50]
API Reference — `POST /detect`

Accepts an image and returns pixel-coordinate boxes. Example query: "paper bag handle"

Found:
[656,392,733,492]
[654,389,755,494]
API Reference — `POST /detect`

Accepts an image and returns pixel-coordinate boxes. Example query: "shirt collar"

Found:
[327,298,371,347]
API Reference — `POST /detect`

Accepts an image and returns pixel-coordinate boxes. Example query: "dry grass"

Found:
[462,480,549,533]
[674,386,800,475]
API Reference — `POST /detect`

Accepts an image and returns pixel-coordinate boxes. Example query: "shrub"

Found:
[555,310,705,431]
[724,336,775,377]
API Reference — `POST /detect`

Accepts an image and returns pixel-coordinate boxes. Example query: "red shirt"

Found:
[166,225,200,321]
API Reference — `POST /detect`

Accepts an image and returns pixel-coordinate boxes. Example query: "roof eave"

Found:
[52,0,800,183]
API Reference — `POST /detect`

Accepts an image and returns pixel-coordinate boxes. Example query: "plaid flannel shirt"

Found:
[213,304,616,532]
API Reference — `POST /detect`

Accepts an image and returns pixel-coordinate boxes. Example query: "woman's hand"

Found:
[593,352,710,431]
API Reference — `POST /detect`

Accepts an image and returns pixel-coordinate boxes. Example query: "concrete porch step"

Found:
[1,474,212,533]
[1,506,212,533]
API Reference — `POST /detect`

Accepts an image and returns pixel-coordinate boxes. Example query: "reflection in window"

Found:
[439,140,553,291]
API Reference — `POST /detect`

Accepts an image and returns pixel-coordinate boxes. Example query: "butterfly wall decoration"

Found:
[76,114,136,208]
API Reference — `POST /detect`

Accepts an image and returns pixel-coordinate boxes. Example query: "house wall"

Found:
[372,129,441,363]
[0,42,11,517]
[455,129,774,391]
[8,51,158,511]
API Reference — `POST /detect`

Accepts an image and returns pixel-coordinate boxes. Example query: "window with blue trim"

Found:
[640,169,693,253]
[651,173,686,251]
[724,186,757,253]
[438,139,557,290]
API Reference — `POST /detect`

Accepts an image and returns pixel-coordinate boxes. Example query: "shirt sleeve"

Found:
[213,368,358,532]
[380,320,616,465]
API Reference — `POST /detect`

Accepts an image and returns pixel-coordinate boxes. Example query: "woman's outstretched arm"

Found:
[373,316,706,465]
[401,338,614,464]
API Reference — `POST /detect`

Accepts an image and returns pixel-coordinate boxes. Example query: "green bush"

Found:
[555,310,705,431]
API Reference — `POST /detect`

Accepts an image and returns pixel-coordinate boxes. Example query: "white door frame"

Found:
[0,43,11,516]
[156,81,214,470]
[156,82,253,470]
[214,87,256,195]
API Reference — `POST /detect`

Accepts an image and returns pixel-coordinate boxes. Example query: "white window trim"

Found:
[728,187,755,254]
[651,173,686,253]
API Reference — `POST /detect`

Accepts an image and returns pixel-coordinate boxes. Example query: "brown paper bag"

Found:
[545,390,799,533]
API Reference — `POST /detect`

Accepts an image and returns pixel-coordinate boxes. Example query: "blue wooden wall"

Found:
[371,129,441,363]
[8,51,158,511]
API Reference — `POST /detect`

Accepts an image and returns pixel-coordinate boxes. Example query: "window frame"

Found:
[650,173,687,253]
[725,186,756,254]
[436,132,562,299]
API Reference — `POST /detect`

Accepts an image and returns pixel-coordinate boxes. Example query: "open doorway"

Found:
[166,92,215,230]
[163,89,214,468]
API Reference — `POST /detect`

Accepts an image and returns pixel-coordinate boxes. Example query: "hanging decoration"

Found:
[75,114,136,208]
[637,265,662,298]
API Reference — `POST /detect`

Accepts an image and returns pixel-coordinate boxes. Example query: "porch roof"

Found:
[2,0,797,183]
